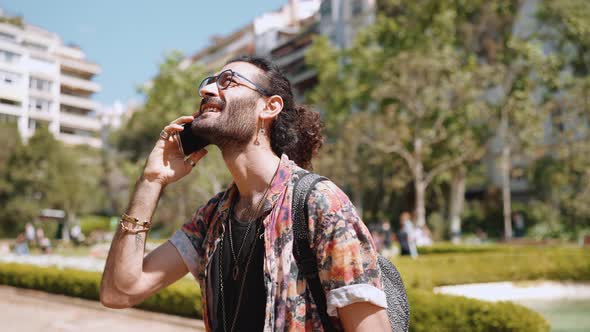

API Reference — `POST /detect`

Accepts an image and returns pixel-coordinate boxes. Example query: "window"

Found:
[22,40,48,51]
[0,113,18,123]
[320,0,332,19]
[0,98,21,106]
[28,98,52,112]
[352,0,364,16]
[0,70,21,85]
[29,77,53,92]
[0,31,16,42]
[0,49,21,63]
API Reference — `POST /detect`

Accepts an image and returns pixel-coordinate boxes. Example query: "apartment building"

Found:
[0,11,102,148]
[182,0,321,72]
[270,0,375,102]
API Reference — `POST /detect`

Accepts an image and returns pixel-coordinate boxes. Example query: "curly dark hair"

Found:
[225,55,323,170]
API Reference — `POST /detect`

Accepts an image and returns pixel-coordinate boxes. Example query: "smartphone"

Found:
[177,122,210,156]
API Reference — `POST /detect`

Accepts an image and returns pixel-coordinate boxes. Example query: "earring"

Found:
[255,119,265,145]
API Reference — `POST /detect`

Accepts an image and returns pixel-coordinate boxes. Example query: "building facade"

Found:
[0,11,102,148]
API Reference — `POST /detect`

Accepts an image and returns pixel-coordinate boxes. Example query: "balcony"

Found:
[0,101,21,116]
[29,109,54,122]
[59,111,102,131]
[58,132,102,148]
[273,46,308,68]
[0,82,25,101]
[59,94,99,111]
[60,74,100,93]
[60,57,101,75]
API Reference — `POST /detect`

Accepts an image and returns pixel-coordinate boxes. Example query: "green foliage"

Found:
[0,263,201,318]
[0,128,106,237]
[79,215,112,235]
[394,247,590,290]
[408,289,549,332]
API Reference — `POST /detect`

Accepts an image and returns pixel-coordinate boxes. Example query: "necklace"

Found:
[219,161,280,332]
[227,164,279,281]
[220,217,264,332]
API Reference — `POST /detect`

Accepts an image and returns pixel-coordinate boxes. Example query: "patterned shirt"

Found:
[169,154,386,331]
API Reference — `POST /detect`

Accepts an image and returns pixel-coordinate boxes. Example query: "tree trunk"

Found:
[449,167,466,243]
[414,138,426,227]
[62,212,73,243]
[501,145,513,240]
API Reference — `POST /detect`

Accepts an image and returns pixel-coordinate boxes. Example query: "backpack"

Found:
[292,171,410,332]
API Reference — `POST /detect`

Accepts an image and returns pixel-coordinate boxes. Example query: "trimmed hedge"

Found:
[408,289,549,332]
[395,247,590,290]
[0,262,550,331]
[0,263,201,318]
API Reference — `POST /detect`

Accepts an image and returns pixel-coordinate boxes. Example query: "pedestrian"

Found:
[398,212,418,259]
[25,222,36,246]
[14,233,29,255]
[100,56,391,331]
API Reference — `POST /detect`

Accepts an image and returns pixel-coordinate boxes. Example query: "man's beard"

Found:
[191,95,258,150]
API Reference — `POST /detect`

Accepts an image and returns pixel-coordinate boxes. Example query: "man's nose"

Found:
[199,81,219,98]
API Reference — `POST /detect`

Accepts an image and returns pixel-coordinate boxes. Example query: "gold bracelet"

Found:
[120,221,150,234]
[121,213,152,227]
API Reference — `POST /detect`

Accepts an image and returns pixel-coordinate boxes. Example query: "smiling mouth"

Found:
[194,105,222,117]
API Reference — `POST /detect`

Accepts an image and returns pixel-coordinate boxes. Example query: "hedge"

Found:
[0,263,201,318]
[394,247,590,290]
[0,262,550,331]
[408,289,549,332]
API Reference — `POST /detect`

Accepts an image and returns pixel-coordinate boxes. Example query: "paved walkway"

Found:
[0,285,205,332]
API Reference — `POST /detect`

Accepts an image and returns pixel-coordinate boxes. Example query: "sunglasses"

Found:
[198,69,270,97]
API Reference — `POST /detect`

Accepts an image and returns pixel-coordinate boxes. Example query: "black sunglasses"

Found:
[198,69,270,97]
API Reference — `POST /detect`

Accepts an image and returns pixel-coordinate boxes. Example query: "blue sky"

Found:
[1,0,287,105]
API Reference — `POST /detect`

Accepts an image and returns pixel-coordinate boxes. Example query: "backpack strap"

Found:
[292,170,336,332]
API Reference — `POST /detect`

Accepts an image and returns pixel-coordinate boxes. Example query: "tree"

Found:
[0,127,104,238]
[308,4,494,229]
[527,0,590,236]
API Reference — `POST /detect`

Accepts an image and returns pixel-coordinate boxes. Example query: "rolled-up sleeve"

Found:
[307,181,387,317]
[169,230,200,279]
[168,192,223,280]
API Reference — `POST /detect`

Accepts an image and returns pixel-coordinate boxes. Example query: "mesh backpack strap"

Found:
[292,170,336,332]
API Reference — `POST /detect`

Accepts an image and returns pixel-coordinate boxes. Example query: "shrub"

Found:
[408,289,549,332]
[394,247,590,289]
[80,215,112,235]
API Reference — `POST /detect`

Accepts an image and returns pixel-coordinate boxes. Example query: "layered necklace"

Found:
[219,163,280,332]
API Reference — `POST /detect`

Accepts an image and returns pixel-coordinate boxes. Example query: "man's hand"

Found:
[143,116,208,186]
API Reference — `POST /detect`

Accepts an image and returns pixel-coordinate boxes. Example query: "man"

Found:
[100,56,390,331]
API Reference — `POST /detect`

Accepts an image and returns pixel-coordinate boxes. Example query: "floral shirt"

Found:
[169,154,386,331]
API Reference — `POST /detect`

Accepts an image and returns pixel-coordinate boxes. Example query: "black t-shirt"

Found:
[210,212,267,332]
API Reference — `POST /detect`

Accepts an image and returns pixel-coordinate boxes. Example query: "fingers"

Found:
[185,149,208,168]
[171,116,194,125]
[161,116,194,141]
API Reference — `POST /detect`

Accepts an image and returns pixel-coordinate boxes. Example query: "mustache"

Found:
[199,96,225,111]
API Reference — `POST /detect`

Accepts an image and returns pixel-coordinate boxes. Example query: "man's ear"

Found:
[261,95,283,121]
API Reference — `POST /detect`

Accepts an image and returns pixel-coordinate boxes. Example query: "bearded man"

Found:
[100,56,391,331]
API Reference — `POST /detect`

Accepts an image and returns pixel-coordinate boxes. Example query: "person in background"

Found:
[398,212,418,259]
[14,232,29,255]
[25,222,36,246]
[415,224,433,247]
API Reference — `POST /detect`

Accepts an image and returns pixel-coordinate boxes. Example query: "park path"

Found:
[0,285,205,332]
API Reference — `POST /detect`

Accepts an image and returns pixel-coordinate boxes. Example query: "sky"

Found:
[0,0,288,105]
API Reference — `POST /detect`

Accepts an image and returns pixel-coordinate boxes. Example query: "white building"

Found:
[0,10,102,148]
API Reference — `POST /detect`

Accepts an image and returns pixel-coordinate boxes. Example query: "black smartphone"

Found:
[178,122,210,156]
